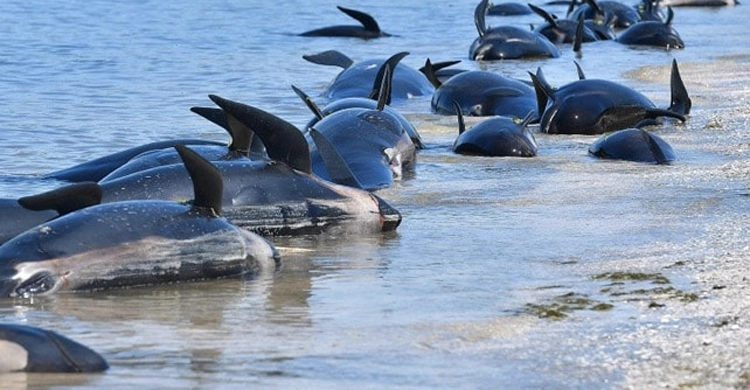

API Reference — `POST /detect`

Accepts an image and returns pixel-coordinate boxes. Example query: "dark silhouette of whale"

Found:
[0,324,108,373]
[470,0,561,60]
[589,127,676,164]
[0,145,280,298]
[453,102,537,157]
[530,59,691,134]
[616,7,685,49]
[299,6,391,39]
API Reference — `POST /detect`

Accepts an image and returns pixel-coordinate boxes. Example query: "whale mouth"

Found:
[0,271,60,298]
[372,194,402,231]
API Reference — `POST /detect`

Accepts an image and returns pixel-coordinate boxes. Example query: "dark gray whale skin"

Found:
[0,324,108,373]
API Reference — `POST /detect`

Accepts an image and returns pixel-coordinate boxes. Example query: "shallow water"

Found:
[0,0,749,388]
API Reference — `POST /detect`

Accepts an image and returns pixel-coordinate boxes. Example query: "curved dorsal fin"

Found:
[419,58,443,89]
[18,182,102,216]
[669,59,691,115]
[175,145,223,215]
[190,106,253,156]
[574,61,586,80]
[302,50,354,69]
[452,100,466,135]
[475,0,490,37]
[573,14,585,55]
[520,110,536,128]
[528,68,553,119]
[337,6,381,33]
[309,128,364,189]
[208,95,312,174]
[291,85,325,120]
[665,6,674,25]
[375,64,392,111]
[369,51,408,104]
[528,4,559,28]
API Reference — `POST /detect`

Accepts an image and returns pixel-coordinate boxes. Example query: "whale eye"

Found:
[14,272,58,298]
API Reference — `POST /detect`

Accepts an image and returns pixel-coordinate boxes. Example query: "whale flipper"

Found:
[309,128,364,189]
[291,85,325,121]
[17,182,102,216]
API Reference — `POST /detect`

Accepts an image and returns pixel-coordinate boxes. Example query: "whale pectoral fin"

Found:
[669,59,691,116]
[639,129,671,165]
[18,182,102,216]
[337,6,382,33]
[419,58,443,89]
[174,145,223,216]
[645,108,686,122]
[528,4,558,27]
[309,128,364,189]
[302,50,354,69]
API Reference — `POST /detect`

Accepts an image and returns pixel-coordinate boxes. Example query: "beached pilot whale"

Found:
[470,0,561,60]
[616,7,685,49]
[0,145,280,298]
[302,50,434,100]
[301,66,416,191]
[453,102,537,157]
[294,52,425,149]
[423,59,538,119]
[99,95,403,235]
[98,106,267,182]
[530,59,691,134]
[588,127,676,164]
[0,182,102,245]
[298,6,391,39]
[0,324,108,373]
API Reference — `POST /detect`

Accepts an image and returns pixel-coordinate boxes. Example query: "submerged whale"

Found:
[424,61,538,119]
[0,324,108,373]
[0,145,279,298]
[453,103,537,157]
[470,0,561,60]
[302,66,416,190]
[530,59,691,134]
[588,127,676,164]
[299,6,391,39]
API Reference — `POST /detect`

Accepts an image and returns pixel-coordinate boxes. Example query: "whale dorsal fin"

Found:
[18,182,102,216]
[529,4,559,28]
[208,95,312,174]
[308,128,364,189]
[475,0,490,37]
[291,85,325,120]
[369,51,408,105]
[574,61,586,80]
[337,6,382,34]
[374,64,392,111]
[669,59,691,115]
[190,106,253,156]
[573,14,585,54]
[175,145,223,215]
[452,100,466,135]
[302,50,354,69]
[528,67,553,118]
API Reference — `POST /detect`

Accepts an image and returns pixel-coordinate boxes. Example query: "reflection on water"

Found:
[0,0,748,387]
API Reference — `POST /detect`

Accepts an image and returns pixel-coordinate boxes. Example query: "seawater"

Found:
[0,0,748,388]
